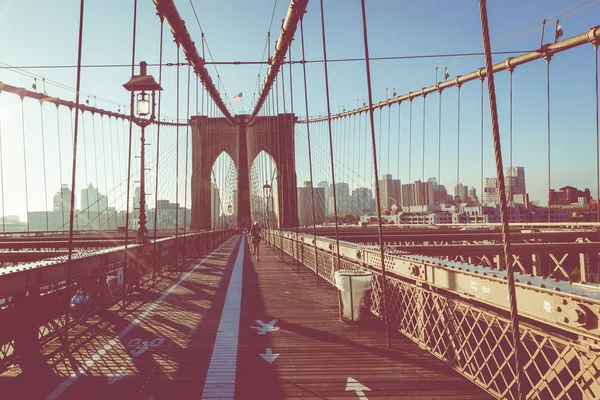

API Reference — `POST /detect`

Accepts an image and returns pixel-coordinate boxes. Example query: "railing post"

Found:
[579,252,592,283]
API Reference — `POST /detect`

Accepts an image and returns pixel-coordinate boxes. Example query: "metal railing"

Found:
[266,229,600,400]
[0,229,233,373]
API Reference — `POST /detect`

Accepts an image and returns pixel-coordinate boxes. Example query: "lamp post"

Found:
[262,182,272,228]
[123,61,162,244]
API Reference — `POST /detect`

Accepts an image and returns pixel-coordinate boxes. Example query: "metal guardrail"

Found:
[266,229,600,400]
[0,230,233,373]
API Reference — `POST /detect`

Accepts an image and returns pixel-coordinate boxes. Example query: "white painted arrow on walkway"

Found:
[260,348,279,364]
[250,319,279,335]
[345,377,370,399]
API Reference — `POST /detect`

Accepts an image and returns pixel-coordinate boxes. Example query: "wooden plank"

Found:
[235,243,492,399]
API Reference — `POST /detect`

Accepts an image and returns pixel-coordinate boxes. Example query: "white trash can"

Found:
[334,270,373,322]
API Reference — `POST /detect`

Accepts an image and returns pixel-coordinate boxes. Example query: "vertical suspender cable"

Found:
[280,59,288,235]
[101,116,108,226]
[69,108,79,231]
[360,0,391,347]
[92,113,101,226]
[437,85,442,204]
[66,0,86,346]
[288,40,298,259]
[153,16,164,274]
[108,117,115,229]
[20,98,30,231]
[82,114,90,227]
[456,84,462,201]
[480,77,484,206]
[124,0,138,306]
[299,16,321,284]
[422,94,426,181]
[408,98,412,185]
[595,42,599,223]
[378,100,383,175]
[545,56,551,221]
[184,65,191,238]
[509,68,514,221]
[175,46,180,239]
[387,100,391,178]
[397,102,401,203]
[39,103,49,230]
[318,0,341,270]
[478,1,523,398]
[115,117,123,230]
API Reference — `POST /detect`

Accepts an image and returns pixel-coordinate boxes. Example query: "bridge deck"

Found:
[0,235,490,399]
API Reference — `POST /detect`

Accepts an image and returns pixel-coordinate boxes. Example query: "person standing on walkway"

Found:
[250,221,262,261]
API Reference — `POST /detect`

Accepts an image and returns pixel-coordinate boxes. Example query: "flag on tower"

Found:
[233,92,243,103]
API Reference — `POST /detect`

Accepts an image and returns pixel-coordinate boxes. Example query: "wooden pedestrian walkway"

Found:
[235,239,490,399]
[0,234,491,399]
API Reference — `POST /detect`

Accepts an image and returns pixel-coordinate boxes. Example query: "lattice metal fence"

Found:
[0,230,233,373]
[267,230,600,400]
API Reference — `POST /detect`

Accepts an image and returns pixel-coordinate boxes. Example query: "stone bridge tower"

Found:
[190,114,298,230]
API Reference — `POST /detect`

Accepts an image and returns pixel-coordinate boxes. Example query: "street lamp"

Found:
[262,182,272,228]
[123,61,162,244]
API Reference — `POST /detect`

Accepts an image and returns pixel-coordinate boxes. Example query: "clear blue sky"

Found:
[0,0,598,221]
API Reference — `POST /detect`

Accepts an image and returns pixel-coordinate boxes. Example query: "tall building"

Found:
[506,166,526,200]
[378,174,401,211]
[401,180,434,207]
[329,182,351,215]
[80,183,108,213]
[351,187,374,215]
[317,181,330,215]
[53,184,72,215]
[482,178,499,204]
[297,181,326,226]
[454,183,469,202]
[469,187,478,202]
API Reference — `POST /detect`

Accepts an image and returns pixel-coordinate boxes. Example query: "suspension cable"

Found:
[545,53,552,221]
[299,16,321,284]
[422,93,426,181]
[101,115,109,226]
[478,1,523,398]
[595,41,599,223]
[92,113,101,223]
[108,116,115,229]
[123,0,138,306]
[437,84,442,204]
[408,98,413,184]
[20,98,30,231]
[318,0,342,270]
[509,66,514,221]
[456,83,462,199]
[288,35,298,260]
[39,102,49,230]
[65,0,86,347]
[397,102,401,203]
[480,76,484,206]
[153,16,165,238]
[175,46,180,237]
[360,0,391,347]
[184,65,191,237]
